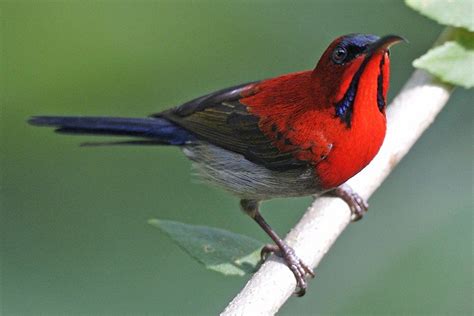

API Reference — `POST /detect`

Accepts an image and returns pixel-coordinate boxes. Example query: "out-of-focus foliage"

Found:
[414,34,474,88]
[148,219,262,276]
[406,0,474,31]
[407,0,474,88]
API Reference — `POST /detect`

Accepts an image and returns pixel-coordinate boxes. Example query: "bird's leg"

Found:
[330,184,369,222]
[240,199,315,296]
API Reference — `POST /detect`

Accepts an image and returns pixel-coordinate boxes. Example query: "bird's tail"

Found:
[28,116,194,146]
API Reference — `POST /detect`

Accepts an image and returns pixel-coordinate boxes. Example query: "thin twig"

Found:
[221,68,453,315]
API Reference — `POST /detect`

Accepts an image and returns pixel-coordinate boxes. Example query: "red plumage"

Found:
[28,33,405,296]
[242,46,390,189]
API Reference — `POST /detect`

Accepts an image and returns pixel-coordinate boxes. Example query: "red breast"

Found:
[242,34,403,190]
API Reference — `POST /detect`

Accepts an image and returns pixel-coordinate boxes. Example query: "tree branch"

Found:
[221,68,453,315]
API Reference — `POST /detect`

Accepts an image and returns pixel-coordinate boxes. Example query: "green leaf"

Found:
[406,0,474,31]
[413,29,474,88]
[148,219,263,276]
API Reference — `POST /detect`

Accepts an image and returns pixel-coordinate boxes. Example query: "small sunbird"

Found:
[29,33,405,296]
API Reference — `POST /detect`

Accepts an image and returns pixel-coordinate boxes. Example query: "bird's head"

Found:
[312,33,406,127]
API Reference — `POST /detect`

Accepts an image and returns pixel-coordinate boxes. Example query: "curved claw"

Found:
[260,243,315,296]
[333,184,369,222]
[349,194,369,222]
[260,244,279,261]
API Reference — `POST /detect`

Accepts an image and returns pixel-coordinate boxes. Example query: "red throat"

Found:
[315,51,389,189]
[242,51,390,190]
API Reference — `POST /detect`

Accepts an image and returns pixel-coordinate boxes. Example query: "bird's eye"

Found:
[331,46,348,64]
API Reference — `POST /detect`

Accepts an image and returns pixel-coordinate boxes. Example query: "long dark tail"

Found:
[28,116,194,145]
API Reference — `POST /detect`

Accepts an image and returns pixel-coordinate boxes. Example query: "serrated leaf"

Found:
[413,35,474,88]
[148,219,263,276]
[406,0,474,31]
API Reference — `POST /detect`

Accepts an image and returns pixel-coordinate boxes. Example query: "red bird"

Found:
[29,33,405,296]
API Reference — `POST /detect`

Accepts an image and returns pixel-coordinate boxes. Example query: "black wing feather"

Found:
[151,82,307,170]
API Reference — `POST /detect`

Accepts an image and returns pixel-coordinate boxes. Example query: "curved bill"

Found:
[365,34,407,56]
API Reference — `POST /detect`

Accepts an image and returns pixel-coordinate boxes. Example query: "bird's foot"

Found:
[260,243,315,296]
[333,184,369,222]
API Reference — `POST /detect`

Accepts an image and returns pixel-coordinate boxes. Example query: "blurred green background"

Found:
[1,1,472,315]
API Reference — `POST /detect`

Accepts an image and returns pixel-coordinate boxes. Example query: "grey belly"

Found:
[182,142,321,200]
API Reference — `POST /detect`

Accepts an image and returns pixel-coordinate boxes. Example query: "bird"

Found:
[28,33,405,296]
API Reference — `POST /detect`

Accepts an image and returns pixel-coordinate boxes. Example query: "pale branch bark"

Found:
[221,68,453,315]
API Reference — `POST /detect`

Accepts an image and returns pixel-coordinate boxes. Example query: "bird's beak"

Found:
[365,34,407,56]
